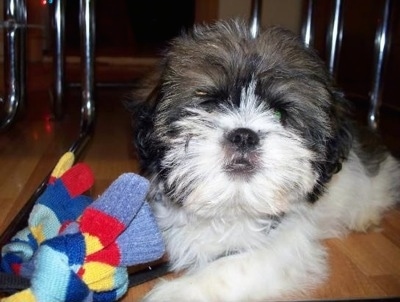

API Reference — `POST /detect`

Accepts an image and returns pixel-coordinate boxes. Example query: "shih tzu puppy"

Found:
[126,19,400,301]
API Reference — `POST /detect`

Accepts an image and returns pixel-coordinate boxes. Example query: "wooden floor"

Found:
[0,61,399,301]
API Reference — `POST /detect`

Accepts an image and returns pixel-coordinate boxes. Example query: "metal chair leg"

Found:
[368,0,392,130]
[52,0,66,119]
[0,0,27,130]
[302,0,314,47]
[69,0,96,155]
[249,0,262,38]
[327,0,344,78]
[17,0,27,114]
[0,0,96,248]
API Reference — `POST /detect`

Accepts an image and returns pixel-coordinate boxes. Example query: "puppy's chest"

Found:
[160,209,280,259]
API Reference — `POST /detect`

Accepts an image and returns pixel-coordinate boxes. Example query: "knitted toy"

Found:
[1,152,165,301]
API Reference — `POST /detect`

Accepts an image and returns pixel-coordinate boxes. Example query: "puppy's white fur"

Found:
[144,84,399,302]
[127,19,400,301]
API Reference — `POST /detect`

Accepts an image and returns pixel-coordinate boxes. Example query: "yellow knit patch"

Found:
[30,225,45,244]
[51,152,75,178]
[84,233,104,255]
[2,289,36,302]
[81,262,116,291]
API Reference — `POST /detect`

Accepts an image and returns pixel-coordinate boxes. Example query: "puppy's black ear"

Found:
[309,90,353,202]
[124,72,164,176]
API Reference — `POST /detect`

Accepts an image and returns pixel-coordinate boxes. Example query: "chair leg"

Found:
[0,0,96,248]
[249,0,262,38]
[51,0,66,119]
[327,0,344,78]
[368,0,392,130]
[0,0,27,130]
[69,0,96,155]
[302,0,314,47]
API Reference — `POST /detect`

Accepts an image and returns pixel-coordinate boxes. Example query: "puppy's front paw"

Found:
[143,277,208,302]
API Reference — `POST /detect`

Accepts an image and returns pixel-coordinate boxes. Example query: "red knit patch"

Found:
[80,208,125,247]
[85,242,121,266]
[60,163,94,198]
[11,263,21,275]
[77,266,85,278]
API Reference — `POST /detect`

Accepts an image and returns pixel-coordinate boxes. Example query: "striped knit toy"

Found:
[1,152,94,279]
[1,153,165,302]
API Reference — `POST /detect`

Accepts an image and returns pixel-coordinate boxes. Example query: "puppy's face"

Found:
[129,20,352,219]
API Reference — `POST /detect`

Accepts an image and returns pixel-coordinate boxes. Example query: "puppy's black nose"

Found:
[227,128,259,151]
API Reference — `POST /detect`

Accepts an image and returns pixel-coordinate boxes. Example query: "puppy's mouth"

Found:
[227,158,255,173]
[224,153,259,176]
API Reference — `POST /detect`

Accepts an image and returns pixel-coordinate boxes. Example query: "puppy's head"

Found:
[127,19,352,218]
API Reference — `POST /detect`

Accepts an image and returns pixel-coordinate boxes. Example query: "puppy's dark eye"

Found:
[199,99,218,111]
[194,91,218,110]
[194,89,226,112]
[272,108,287,125]
[273,109,282,120]
[199,99,215,106]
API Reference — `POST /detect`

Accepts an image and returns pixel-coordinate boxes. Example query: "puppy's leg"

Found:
[315,153,400,236]
[349,155,400,232]
[143,218,328,302]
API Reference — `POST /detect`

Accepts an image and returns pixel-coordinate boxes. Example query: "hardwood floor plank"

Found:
[372,275,400,297]
[300,240,387,299]
[332,227,400,277]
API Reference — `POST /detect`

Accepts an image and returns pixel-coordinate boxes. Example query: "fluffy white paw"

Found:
[350,210,382,232]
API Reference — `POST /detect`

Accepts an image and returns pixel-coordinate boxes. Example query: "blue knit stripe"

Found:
[27,232,39,251]
[38,180,92,224]
[28,204,61,242]
[32,246,71,301]
[65,268,91,302]
[44,233,86,267]
[8,228,38,251]
[93,289,117,302]
[0,253,21,273]
[89,173,149,227]
[116,202,165,266]
[37,181,71,220]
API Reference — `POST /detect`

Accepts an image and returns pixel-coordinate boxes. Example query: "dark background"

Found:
[61,0,399,131]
